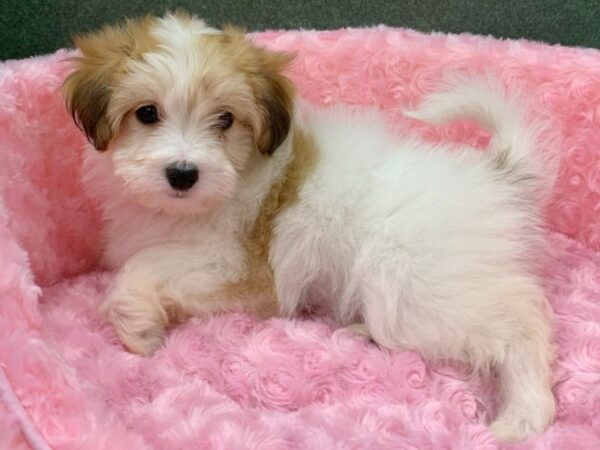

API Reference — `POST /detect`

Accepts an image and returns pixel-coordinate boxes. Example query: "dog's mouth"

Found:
[166,190,192,199]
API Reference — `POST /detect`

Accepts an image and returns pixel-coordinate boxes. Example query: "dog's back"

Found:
[272,81,555,442]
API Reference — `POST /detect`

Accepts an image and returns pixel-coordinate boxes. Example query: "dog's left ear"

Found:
[252,53,295,156]
[224,27,295,156]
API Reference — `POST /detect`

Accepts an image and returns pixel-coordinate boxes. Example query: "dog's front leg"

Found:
[99,242,264,356]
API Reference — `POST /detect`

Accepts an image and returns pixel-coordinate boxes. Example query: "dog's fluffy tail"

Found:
[404,76,557,199]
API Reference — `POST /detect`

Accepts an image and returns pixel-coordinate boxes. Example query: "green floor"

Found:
[1,0,599,61]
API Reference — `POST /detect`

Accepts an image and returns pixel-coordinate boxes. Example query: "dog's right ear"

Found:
[63,55,115,151]
[63,17,157,151]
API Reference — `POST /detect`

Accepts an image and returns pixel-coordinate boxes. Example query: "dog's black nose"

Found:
[165,161,199,191]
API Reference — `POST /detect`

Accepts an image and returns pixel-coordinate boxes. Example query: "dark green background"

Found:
[1,1,599,61]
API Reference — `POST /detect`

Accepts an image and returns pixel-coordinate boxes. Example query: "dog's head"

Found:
[64,12,294,214]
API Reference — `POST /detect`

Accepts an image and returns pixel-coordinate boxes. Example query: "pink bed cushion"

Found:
[1,27,599,449]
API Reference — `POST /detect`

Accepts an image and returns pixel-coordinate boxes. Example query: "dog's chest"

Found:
[102,206,240,270]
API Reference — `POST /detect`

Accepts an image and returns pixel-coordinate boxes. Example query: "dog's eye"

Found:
[135,105,159,124]
[216,111,234,131]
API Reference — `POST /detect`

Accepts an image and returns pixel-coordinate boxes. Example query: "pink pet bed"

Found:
[1,26,600,450]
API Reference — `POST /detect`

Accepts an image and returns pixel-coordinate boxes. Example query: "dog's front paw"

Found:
[103,304,166,356]
[100,277,168,356]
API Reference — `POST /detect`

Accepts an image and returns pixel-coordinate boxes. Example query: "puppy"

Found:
[63,12,556,442]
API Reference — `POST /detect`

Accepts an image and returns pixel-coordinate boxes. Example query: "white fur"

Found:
[272,85,555,441]
[84,16,555,443]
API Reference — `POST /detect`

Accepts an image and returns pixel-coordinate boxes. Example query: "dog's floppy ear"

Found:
[224,27,296,156]
[63,17,157,151]
[252,55,295,156]
[63,58,115,151]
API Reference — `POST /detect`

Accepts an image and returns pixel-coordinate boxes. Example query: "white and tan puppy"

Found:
[64,12,555,442]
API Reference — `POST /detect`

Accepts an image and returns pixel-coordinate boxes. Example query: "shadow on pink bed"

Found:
[1,27,599,449]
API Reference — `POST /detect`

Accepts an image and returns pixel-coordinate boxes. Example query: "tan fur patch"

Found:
[63,16,158,150]
[204,128,319,318]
